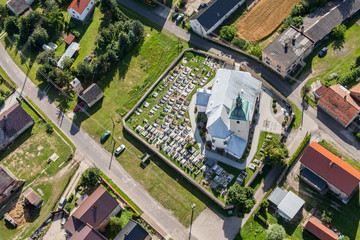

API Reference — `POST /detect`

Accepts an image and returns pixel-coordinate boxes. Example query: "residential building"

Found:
[67,0,95,22]
[263,0,360,77]
[64,186,121,239]
[268,187,305,221]
[0,103,34,150]
[190,0,245,37]
[299,142,360,204]
[79,83,104,108]
[0,164,24,207]
[6,0,33,16]
[195,69,261,161]
[23,188,43,208]
[57,42,81,69]
[316,84,360,129]
[114,219,152,240]
[305,216,339,240]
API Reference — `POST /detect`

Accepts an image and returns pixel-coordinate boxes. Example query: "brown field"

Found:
[236,0,299,42]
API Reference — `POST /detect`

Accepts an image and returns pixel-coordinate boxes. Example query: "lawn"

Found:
[304,12,360,88]
[0,101,72,185]
[253,131,280,160]
[288,99,302,130]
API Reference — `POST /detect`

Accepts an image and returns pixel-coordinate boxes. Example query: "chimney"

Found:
[329,161,334,167]
[301,26,304,33]
[91,204,97,211]
[284,43,288,53]
[344,95,347,100]
[77,0,80,6]
[292,36,296,46]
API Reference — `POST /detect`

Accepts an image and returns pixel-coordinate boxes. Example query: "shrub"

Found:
[321,210,333,223]
[282,121,286,126]
[272,103,276,108]
[356,133,360,142]
[260,200,269,209]
[273,109,277,113]
[219,25,237,42]
[288,134,310,166]
[70,29,81,38]
[109,216,123,233]
[231,38,250,50]
[272,98,277,103]
[249,44,262,59]
[267,224,285,240]
[184,51,194,59]
[332,24,346,40]
[256,214,269,228]
[46,123,54,134]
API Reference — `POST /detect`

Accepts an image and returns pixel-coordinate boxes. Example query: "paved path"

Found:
[0,42,189,240]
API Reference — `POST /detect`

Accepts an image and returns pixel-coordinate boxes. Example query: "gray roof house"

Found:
[195,69,261,163]
[57,42,80,68]
[268,187,305,221]
[114,219,152,240]
[6,0,33,15]
[263,0,360,77]
[190,0,245,37]
[79,83,104,108]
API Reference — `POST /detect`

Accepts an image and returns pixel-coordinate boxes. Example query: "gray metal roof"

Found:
[57,42,80,68]
[6,0,29,15]
[192,0,243,30]
[114,219,151,240]
[225,135,246,157]
[278,191,305,220]
[79,83,104,107]
[268,187,286,207]
[263,26,313,69]
[196,89,211,107]
[305,0,360,42]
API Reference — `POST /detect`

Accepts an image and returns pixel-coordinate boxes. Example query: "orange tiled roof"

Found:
[67,0,91,15]
[300,142,360,196]
[318,84,360,125]
[351,82,360,95]
[305,217,338,240]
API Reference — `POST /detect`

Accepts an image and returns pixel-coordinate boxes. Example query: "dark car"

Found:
[172,12,179,21]
[318,47,327,57]
[100,130,111,143]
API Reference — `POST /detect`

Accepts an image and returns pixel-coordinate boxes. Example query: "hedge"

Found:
[288,134,310,166]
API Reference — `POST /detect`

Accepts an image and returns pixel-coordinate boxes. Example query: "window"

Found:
[224,141,227,145]
[266,61,270,65]
[277,69,281,73]
[266,57,270,61]
[277,65,281,69]
[212,139,215,143]
[237,121,240,124]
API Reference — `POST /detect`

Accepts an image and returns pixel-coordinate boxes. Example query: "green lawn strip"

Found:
[287,98,302,129]
[254,131,280,160]
[0,65,10,81]
[25,97,76,152]
[100,173,143,214]
[302,12,360,87]
[287,134,310,166]
[318,140,360,171]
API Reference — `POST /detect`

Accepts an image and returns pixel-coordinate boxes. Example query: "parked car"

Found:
[176,14,184,22]
[100,130,111,143]
[172,12,179,21]
[58,197,66,210]
[198,3,207,10]
[73,102,85,112]
[318,47,327,57]
[115,144,126,155]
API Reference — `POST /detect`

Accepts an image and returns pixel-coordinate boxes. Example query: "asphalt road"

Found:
[0,42,190,240]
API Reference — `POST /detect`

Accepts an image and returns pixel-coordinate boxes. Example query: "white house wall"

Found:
[68,0,94,22]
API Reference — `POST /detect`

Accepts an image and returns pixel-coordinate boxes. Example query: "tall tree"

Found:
[5,17,19,36]
[226,184,255,217]
[263,139,288,166]
[30,28,49,49]
[267,224,286,240]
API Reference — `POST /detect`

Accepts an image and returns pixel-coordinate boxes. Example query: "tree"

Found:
[61,57,74,70]
[118,32,131,57]
[263,139,289,166]
[321,210,333,224]
[267,224,286,240]
[301,84,311,99]
[0,97,5,106]
[80,168,101,188]
[332,24,346,40]
[260,200,269,209]
[131,20,144,42]
[231,38,250,50]
[0,5,9,27]
[226,184,255,217]
[19,11,42,42]
[5,17,19,36]
[219,25,237,42]
[36,49,55,64]
[109,216,123,233]
[76,62,93,82]
[43,6,64,36]
[30,28,49,49]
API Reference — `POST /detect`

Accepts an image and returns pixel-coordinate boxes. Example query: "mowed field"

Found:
[236,0,299,42]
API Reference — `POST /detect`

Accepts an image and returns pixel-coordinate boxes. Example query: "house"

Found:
[195,88,211,112]
[190,0,245,37]
[268,187,305,221]
[313,85,328,100]
[6,0,33,16]
[114,219,152,240]
[263,0,360,77]
[299,142,360,204]
[316,84,360,128]
[0,103,34,151]
[305,216,339,240]
[65,33,76,46]
[23,187,43,208]
[0,164,24,207]
[57,42,80,69]
[67,0,95,22]
[64,186,121,239]
[195,69,261,162]
[79,83,104,107]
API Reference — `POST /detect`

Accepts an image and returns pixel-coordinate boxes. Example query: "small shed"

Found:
[305,216,338,240]
[268,187,287,207]
[64,33,76,45]
[23,188,43,208]
[79,83,104,107]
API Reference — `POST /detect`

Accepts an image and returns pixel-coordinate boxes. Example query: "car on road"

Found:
[100,130,111,143]
[73,102,85,112]
[57,197,66,210]
[176,14,184,23]
[172,12,179,21]
[318,47,327,57]
[115,144,126,155]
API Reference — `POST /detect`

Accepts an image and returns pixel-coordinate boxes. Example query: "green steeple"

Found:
[229,94,249,121]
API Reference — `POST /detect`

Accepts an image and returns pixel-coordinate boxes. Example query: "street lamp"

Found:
[189,203,196,240]
[109,117,116,170]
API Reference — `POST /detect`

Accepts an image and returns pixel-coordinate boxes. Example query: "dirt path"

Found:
[236,0,299,41]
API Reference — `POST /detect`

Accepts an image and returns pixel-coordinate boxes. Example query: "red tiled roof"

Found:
[315,85,328,97]
[300,142,360,196]
[350,82,360,102]
[69,224,107,240]
[318,84,360,125]
[65,34,75,45]
[305,217,338,240]
[67,0,91,14]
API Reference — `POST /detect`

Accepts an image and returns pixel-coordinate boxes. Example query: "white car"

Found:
[115,144,126,155]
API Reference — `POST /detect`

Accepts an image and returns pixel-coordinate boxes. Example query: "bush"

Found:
[231,38,250,50]
[256,214,269,228]
[282,121,286,126]
[288,134,310,166]
[70,29,81,38]
[109,216,123,233]
[321,210,333,223]
[332,24,346,40]
[260,200,269,209]
[249,44,262,59]
[272,103,276,108]
[356,133,360,142]
[219,25,237,42]
[267,224,285,240]
[46,123,54,134]
[272,98,277,103]
[80,168,101,188]
[273,108,277,113]
[64,202,74,213]
[184,51,194,59]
